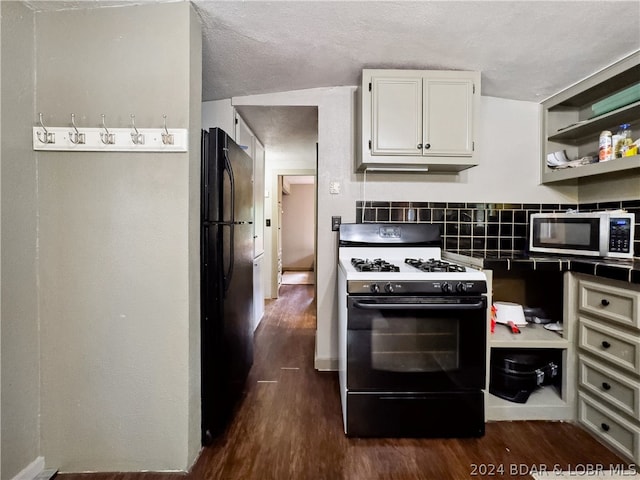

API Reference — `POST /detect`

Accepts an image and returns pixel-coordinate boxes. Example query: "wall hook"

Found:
[99,114,115,145]
[37,113,55,144]
[161,114,174,145]
[130,114,145,145]
[68,113,86,145]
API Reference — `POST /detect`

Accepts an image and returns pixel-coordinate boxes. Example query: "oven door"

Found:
[346,295,487,392]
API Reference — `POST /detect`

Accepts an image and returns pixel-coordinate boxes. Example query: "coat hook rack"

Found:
[37,113,55,144]
[33,113,188,152]
[162,115,174,145]
[69,113,86,145]
[99,114,116,145]
[130,114,145,145]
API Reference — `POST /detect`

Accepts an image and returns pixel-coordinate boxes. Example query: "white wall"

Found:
[0,7,3,474]
[202,99,235,137]
[354,96,577,203]
[579,170,640,202]
[186,6,204,465]
[33,2,201,472]
[282,183,315,270]
[234,87,577,370]
[1,3,41,478]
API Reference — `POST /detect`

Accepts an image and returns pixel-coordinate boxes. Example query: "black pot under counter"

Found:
[443,250,640,285]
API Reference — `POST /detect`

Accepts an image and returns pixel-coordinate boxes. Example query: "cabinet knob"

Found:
[601,299,610,307]
[601,423,610,432]
[417,143,422,149]
[424,143,431,150]
[601,340,611,349]
[602,382,612,391]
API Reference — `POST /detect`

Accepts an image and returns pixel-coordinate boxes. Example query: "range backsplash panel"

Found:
[355,200,640,259]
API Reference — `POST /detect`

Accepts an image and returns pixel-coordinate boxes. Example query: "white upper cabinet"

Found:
[235,113,254,159]
[234,112,266,258]
[359,69,480,172]
[253,139,265,257]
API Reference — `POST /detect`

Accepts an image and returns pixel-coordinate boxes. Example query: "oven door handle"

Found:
[352,300,485,310]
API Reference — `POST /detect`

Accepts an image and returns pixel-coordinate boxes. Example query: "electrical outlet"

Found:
[332,216,341,231]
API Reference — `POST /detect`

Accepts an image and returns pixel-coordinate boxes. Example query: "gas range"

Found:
[336,223,488,438]
[338,245,487,295]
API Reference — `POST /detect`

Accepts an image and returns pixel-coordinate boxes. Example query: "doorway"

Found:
[280,175,316,286]
[269,169,317,298]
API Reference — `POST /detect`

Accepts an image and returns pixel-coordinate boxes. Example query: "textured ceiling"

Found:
[23,0,640,149]
[193,0,640,147]
[234,105,318,149]
[194,1,640,102]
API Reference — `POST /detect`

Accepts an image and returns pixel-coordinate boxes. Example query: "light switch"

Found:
[329,181,341,194]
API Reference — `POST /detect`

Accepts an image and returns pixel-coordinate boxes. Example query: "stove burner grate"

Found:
[351,258,400,272]
[404,258,466,273]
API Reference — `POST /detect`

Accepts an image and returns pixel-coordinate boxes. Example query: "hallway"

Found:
[281,270,315,285]
[58,284,625,480]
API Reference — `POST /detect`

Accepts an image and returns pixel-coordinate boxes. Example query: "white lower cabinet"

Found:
[579,356,640,420]
[578,392,640,462]
[253,254,265,332]
[575,273,640,464]
[485,270,575,421]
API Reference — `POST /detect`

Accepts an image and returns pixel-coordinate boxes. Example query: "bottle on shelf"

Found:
[613,123,633,157]
[599,130,613,161]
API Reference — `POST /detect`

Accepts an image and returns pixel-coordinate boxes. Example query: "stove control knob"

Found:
[441,282,452,293]
[384,282,394,293]
[456,282,468,293]
[369,283,380,293]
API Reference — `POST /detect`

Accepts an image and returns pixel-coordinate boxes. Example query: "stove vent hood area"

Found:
[356,69,481,173]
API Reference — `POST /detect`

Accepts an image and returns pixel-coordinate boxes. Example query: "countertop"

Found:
[443,250,640,284]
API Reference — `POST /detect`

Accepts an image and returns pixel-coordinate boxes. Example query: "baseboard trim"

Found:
[314,357,338,371]
[11,456,44,480]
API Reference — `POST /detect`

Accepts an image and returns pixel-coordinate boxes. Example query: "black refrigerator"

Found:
[201,127,254,445]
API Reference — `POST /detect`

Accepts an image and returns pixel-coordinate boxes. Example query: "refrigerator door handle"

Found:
[201,130,209,221]
[223,223,235,295]
[223,147,235,223]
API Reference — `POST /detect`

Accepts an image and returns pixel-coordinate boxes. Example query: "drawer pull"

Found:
[601,382,612,391]
[601,299,610,307]
[601,423,610,432]
[601,340,611,349]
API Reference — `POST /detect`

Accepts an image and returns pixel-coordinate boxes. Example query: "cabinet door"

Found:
[235,114,254,159]
[253,254,265,331]
[423,78,474,156]
[253,140,265,257]
[370,76,423,156]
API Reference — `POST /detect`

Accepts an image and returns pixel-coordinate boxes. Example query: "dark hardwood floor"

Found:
[59,284,628,480]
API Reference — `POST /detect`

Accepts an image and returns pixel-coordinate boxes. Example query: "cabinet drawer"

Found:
[578,279,640,330]
[579,356,640,418]
[579,317,640,375]
[578,392,640,462]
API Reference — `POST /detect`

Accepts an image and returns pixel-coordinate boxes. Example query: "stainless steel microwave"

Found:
[529,211,635,259]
